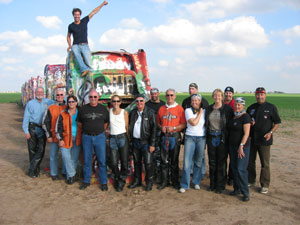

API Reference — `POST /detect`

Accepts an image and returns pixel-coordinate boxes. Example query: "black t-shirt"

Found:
[227,113,251,147]
[68,16,89,45]
[182,96,209,110]
[247,102,281,145]
[77,103,109,134]
[146,100,165,115]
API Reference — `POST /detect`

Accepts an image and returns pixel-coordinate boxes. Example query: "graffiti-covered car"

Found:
[66,49,151,108]
[44,64,67,100]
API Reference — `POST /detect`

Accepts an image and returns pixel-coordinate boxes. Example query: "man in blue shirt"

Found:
[67,1,108,77]
[22,87,55,178]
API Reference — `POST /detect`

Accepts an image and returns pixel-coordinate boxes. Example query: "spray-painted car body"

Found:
[44,64,67,100]
[66,49,151,109]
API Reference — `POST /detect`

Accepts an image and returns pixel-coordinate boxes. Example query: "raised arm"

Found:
[67,32,72,52]
[88,1,108,20]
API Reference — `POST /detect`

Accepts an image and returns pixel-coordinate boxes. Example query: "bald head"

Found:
[89,89,99,107]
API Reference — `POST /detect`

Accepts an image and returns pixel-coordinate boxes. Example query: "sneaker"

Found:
[194,184,200,190]
[248,182,255,187]
[178,188,186,193]
[260,187,268,194]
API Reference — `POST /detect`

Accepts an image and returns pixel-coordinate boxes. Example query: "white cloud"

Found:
[287,61,300,68]
[119,18,143,29]
[0,0,13,4]
[158,60,169,67]
[36,16,62,29]
[277,25,300,44]
[1,57,21,64]
[37,54,66,68]
[182,0,300,21]
[0,30,31,42]
[21,34,66,54]
[100,16,268,57]
[0,46,9,52]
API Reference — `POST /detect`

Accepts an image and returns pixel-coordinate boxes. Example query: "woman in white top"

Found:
[109,95,129,192]
[179,94,206,193]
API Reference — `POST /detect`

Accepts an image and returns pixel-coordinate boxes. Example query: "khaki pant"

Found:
[248,144,271,188]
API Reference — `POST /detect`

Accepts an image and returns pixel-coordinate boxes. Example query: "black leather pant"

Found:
[27,124,46,176]
[207,134,228,191]
[109,134,128,183]
[160,133,181,186]
[132,139,153,185]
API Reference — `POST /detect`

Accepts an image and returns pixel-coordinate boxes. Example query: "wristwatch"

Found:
[173,126,176,131]
[240,143,244,146]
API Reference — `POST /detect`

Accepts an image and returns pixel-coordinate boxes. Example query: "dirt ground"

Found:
[0,103,299,225]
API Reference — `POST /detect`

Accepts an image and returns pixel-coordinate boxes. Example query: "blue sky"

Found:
[0,0,300,93]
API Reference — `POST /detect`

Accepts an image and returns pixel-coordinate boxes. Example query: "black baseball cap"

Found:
[255,87,266,93]
[224,86,234,93]
[150,88,159,93]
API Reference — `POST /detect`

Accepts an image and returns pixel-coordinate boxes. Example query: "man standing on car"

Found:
[128,94,157,191]
[157,89,186,190]
[78,89,109,191]
[42,88,67,181]
[247,87,281,194]
[146,87,165,184]
[67,1,108,77]
[22,87,55,178]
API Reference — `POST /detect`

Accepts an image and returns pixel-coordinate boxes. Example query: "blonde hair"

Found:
[212,88,224,98]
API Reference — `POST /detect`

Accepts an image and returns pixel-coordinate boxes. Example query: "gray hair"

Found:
[166,88,176,95]
[191,94,202,101]
[55,88,66,96]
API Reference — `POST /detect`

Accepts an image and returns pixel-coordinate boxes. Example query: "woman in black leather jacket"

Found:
[205,89,233,194]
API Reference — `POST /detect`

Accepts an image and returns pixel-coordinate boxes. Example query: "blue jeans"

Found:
[180,135,206,189]
[60,139,81,179]
[82,132,107,184]
[71,44,92,73]
[50,142,66,176]
[229,144,250,198]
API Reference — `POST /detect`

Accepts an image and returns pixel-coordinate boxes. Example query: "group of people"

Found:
[22,83,281,202]
[22,1,281,201]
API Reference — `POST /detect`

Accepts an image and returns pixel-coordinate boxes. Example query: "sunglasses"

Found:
[56,94,64,96]
[112,100,121,103]
[166,94,174,97]
[89,96,98,99]
[68,101,76,103]
[136,99,144,103]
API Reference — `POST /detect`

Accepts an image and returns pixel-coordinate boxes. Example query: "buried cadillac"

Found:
[66,49,151,109]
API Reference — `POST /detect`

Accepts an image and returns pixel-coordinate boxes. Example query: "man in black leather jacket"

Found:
[128,94,157,191]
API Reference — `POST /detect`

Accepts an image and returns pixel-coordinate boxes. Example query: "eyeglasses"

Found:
[68,101,76,103]
[89,96,98,99]
[166,94,174,97]
[112,100,121,103]
[56,94,64,96]
[136,99,144,103]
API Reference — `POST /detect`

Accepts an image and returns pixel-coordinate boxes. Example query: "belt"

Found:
[84,132,100,136]
[29,122,42,128]
[110,133,127,138]
[162,132,180,137]
[77,43,88,45]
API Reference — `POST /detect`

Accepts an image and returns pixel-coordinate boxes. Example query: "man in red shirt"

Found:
[157,89,186,190]
[223,86,235,185]
[224,86,235,111]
